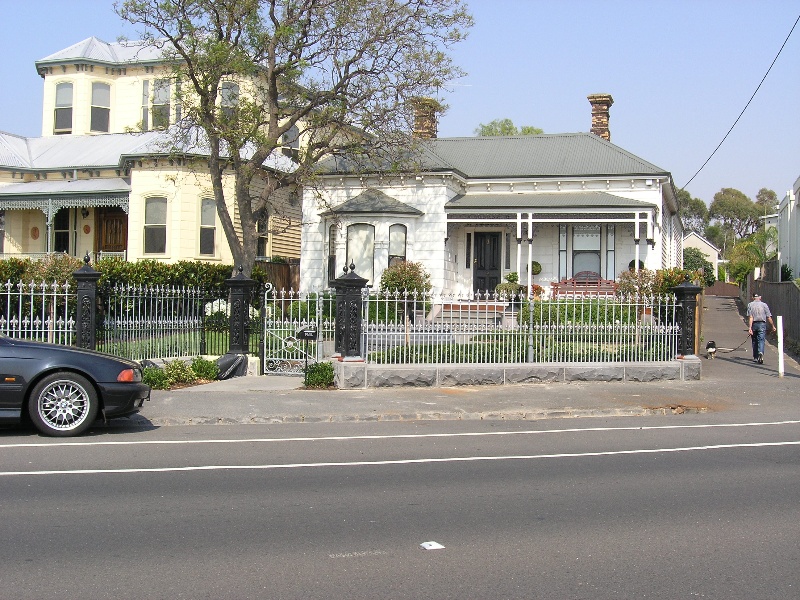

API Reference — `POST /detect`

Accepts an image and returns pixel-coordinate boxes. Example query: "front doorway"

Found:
[95,207,128,255]
[473,232,501,292]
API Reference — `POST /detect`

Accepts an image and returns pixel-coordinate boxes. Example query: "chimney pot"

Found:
[588,93,614,141]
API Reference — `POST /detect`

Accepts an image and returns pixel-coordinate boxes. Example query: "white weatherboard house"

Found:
[777,175,800,279]
[301,95,683,294]
[0,37,300,264]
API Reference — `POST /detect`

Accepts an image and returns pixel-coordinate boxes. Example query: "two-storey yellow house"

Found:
[0,37,300,264]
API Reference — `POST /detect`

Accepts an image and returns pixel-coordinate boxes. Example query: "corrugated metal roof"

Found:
[0,129,297,173]
[0,132,31,168]
[427,133,667,178]
[319,133,669,179]
[446,191,652,210]
[0,177,130,197]
[325,189,423,215]
[36,37,165,67]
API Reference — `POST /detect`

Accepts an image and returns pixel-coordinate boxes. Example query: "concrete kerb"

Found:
[333,358,701,389]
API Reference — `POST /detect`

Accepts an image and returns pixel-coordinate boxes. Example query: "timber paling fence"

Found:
[1,279,682,367]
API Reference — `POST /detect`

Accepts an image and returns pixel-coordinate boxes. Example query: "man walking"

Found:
[747,293,776,364]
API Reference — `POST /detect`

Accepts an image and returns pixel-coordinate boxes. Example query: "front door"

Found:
[95,207,128,255]
[473,232,501,292]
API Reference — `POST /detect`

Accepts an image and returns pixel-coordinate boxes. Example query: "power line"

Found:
[681,13,800,191]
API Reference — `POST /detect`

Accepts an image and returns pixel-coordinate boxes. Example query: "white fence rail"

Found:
[361,290,680,365]
[0,280,75,345]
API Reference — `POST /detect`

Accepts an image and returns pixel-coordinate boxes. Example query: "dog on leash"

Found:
[705,340,717,359]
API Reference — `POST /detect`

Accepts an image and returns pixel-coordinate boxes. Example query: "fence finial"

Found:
[83,252,91,265]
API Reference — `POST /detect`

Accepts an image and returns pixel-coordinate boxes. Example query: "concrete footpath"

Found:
[135,295,800,426]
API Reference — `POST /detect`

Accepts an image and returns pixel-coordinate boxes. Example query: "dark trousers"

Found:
[751,321,766,358]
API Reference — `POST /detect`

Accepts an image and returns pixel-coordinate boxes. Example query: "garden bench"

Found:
[550,271,618,298]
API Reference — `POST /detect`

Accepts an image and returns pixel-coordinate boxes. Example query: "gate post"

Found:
[671,279,702,357]
[333,263,368,360]
[225,266,257,354]
[73,252,101,350]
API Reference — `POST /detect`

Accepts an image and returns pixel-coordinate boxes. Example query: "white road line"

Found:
[1,440,799,477]
[2,420,799,449]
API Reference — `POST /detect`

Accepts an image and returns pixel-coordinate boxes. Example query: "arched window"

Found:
[144,197,167,254]
[90,82,111,132]
[54,82,73,134]
[388,224,407,266]
[346,223,375,284]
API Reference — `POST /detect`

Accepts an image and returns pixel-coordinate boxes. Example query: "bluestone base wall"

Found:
[334,359,701,389]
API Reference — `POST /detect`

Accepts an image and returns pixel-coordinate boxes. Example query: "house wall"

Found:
[778,176,800,280]
[301,178,455,291]
[302,176,676,294]
[127,165,237,264]
[41,64,161,136]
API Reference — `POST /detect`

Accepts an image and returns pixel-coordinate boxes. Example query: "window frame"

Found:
[388,223,407,267]
[143,196,167,254]
[90,81,111,133]
[199,198,216,256]
[54,82,73,134]
[151,79,171,129]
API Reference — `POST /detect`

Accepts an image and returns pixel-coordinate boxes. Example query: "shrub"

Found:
[142,366,170,390]
[163,359,197,385]
[379,261,432,294]
[26,253,82,283]
[781,263,794,282]
[304,361,334,389]
[191,356,219,380]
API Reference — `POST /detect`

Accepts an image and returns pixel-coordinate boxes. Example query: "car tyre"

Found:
[28,372,99,437]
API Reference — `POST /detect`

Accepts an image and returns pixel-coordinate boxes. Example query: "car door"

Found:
[0,336,27,419]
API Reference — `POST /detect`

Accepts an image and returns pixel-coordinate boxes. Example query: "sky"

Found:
[0,0,798,207]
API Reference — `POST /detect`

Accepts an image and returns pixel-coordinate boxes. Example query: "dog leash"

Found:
[714,335,753,354]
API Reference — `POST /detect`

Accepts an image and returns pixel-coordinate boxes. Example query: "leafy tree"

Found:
[116,0,473,277]
[474,118,543,136]
[725,226,778,283]
[676,188,708,234]
[708,188,761,239]
[755,187,778,213]
[682,247,715,287]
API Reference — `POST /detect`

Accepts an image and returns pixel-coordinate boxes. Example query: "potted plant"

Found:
[530,261,542,277]
[496,272,524,305]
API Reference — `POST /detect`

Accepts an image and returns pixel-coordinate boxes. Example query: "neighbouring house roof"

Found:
[320,133,670,180]
[323,188,423,216]
[36,37,165,69]
[446,191,652,211]
[0,129,297,172]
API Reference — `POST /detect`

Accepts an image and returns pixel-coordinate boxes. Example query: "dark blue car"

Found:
[0,334,150,436]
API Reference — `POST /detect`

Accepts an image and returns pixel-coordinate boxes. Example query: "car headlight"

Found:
[117,368,142,383]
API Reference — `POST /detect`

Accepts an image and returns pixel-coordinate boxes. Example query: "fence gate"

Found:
[262,286,335,375]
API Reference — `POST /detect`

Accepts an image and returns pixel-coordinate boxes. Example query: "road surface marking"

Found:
[1,440,799,477]
[2,420,799,449]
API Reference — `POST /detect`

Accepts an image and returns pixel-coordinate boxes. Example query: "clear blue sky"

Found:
[1,0,798,207]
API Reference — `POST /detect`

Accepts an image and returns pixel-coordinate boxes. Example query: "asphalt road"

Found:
[1,414,799,600]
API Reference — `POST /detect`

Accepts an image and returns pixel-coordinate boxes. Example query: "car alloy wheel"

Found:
[29,373,99,437]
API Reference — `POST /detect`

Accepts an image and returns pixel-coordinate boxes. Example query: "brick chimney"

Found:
[587,93,614,141]
[411,98,441,139]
